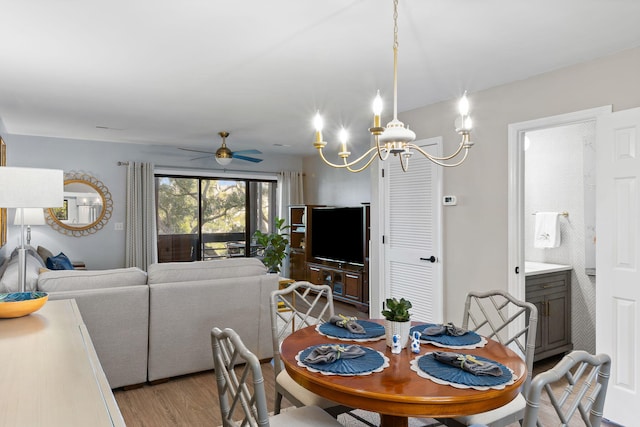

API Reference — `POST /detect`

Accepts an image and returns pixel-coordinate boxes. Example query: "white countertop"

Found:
[525,261,572,276]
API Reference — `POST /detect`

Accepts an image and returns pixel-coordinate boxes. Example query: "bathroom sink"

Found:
[524,261,572,276]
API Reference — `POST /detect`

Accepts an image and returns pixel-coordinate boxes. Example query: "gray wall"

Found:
[303,154,371,207]
[304,46,640,323]
[1,135,302,269]
[399,46,640,323]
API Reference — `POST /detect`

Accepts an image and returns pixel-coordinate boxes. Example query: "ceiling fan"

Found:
[179,131,263,165]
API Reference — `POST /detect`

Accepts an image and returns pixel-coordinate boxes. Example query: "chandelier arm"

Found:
[317,148,350,169]
[317,146,379,169]
[410,146,471,168]
[407,137,467,162]
[400,154,409,172]
[374,135,391,161]
[346,151,382,173]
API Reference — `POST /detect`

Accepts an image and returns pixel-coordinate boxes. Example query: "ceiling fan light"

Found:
[215,145,233,165]
[215,156,233,166]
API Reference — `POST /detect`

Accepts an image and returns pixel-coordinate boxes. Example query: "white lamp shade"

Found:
[13,208,46,226]
[0,167,64,208]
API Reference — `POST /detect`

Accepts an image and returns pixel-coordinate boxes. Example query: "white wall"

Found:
[525,123,596,353]
[1,135,302,269]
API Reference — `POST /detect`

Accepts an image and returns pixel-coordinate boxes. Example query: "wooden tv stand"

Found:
[289,204,370,312]
[306,261,369,312]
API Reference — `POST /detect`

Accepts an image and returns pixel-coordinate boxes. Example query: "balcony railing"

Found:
[157,233,263,262]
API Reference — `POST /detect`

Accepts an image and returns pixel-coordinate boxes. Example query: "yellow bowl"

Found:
[0,292,49,318]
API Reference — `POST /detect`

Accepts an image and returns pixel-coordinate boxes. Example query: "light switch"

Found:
[443,195,457,206]
[114,222,124,231]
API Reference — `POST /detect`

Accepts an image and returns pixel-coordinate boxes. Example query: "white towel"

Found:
[534,212,560,248]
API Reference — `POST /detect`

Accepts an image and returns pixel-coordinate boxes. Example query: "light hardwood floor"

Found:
[114,301,614,426]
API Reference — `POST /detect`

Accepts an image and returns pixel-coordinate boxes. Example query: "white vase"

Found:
[384,320,412,349]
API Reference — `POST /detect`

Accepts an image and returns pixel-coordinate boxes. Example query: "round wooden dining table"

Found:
[280,320,527,427]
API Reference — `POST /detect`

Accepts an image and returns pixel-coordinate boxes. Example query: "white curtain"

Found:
[277,171,304,277]
[125,162,158,270]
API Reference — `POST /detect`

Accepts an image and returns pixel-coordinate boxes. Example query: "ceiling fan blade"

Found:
[232,149,262,155]
[178,147,216,154]
[190,154,215,161]
[232,154,263,163]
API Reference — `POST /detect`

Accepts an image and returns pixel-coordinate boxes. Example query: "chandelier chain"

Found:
[393,0,399,50]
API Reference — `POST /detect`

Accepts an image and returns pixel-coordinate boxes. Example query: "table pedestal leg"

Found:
[380,414,408,427]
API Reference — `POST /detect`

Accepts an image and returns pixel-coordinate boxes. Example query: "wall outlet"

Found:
[114,222,124,231]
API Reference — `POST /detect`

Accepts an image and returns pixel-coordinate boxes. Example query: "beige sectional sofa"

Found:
[38,268,150,389]
[0,248,278,389]
[146,258,276,382]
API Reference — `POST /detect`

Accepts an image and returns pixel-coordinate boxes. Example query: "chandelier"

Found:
[312,0,474,171]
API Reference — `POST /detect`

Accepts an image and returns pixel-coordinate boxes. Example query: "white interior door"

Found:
[596,107,640,426]
[382,137,443,323]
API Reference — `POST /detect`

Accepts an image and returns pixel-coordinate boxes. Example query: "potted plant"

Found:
[381,297,413,348]
[252,217,290,274]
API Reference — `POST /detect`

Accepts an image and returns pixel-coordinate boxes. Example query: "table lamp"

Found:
[0,167,64,292]
[12,208,46,246]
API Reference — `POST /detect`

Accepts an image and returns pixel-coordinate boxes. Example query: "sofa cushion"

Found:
[45,252,75,270]
[0,249,44,292]
[10,245,45,267]
[147,258,267,285]
[37,267,147,292]
[37,245,54,263]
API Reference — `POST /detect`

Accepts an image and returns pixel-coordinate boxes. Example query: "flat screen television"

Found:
[311,207,364,265]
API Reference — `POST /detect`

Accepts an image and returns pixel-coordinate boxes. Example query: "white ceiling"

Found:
[1,0,639,158]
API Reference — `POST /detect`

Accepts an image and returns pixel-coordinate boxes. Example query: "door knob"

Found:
[420,256,437,263]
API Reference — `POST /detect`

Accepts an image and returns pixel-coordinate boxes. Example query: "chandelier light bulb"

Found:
[339,128,349,144]
[458,92,470,117]
[339,128,349,153]
[464,117,473,130]
[372,91,383,128]
[313,112,324,144]
[373,91,383,116]
[313,112,323,132]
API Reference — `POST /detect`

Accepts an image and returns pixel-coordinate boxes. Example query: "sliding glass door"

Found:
[156,175,276,262]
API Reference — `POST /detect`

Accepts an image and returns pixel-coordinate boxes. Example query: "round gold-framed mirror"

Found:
[46,172,113,237]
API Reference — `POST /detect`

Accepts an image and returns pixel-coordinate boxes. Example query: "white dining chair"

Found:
[211,326,342,427]
[269,281,351,417]
[437,290,538,427]
[522,350,611,427]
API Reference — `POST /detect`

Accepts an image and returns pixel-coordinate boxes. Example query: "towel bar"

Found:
[531,211,568,217]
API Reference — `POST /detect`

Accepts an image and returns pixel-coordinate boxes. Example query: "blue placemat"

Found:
[0,292,47,302]
[418,352,512,387]
[299,345,385,375]
[318,320,385,340]
[410,324,481,347]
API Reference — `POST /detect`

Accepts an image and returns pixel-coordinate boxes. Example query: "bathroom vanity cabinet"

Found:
[525,264,573,362]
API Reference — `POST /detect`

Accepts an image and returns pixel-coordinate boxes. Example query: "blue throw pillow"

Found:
[46,252,75,270]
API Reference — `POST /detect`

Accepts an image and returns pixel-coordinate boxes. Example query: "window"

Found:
[155,174,276,262]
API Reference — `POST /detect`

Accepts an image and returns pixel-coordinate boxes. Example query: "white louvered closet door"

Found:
[383,137,443,323]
